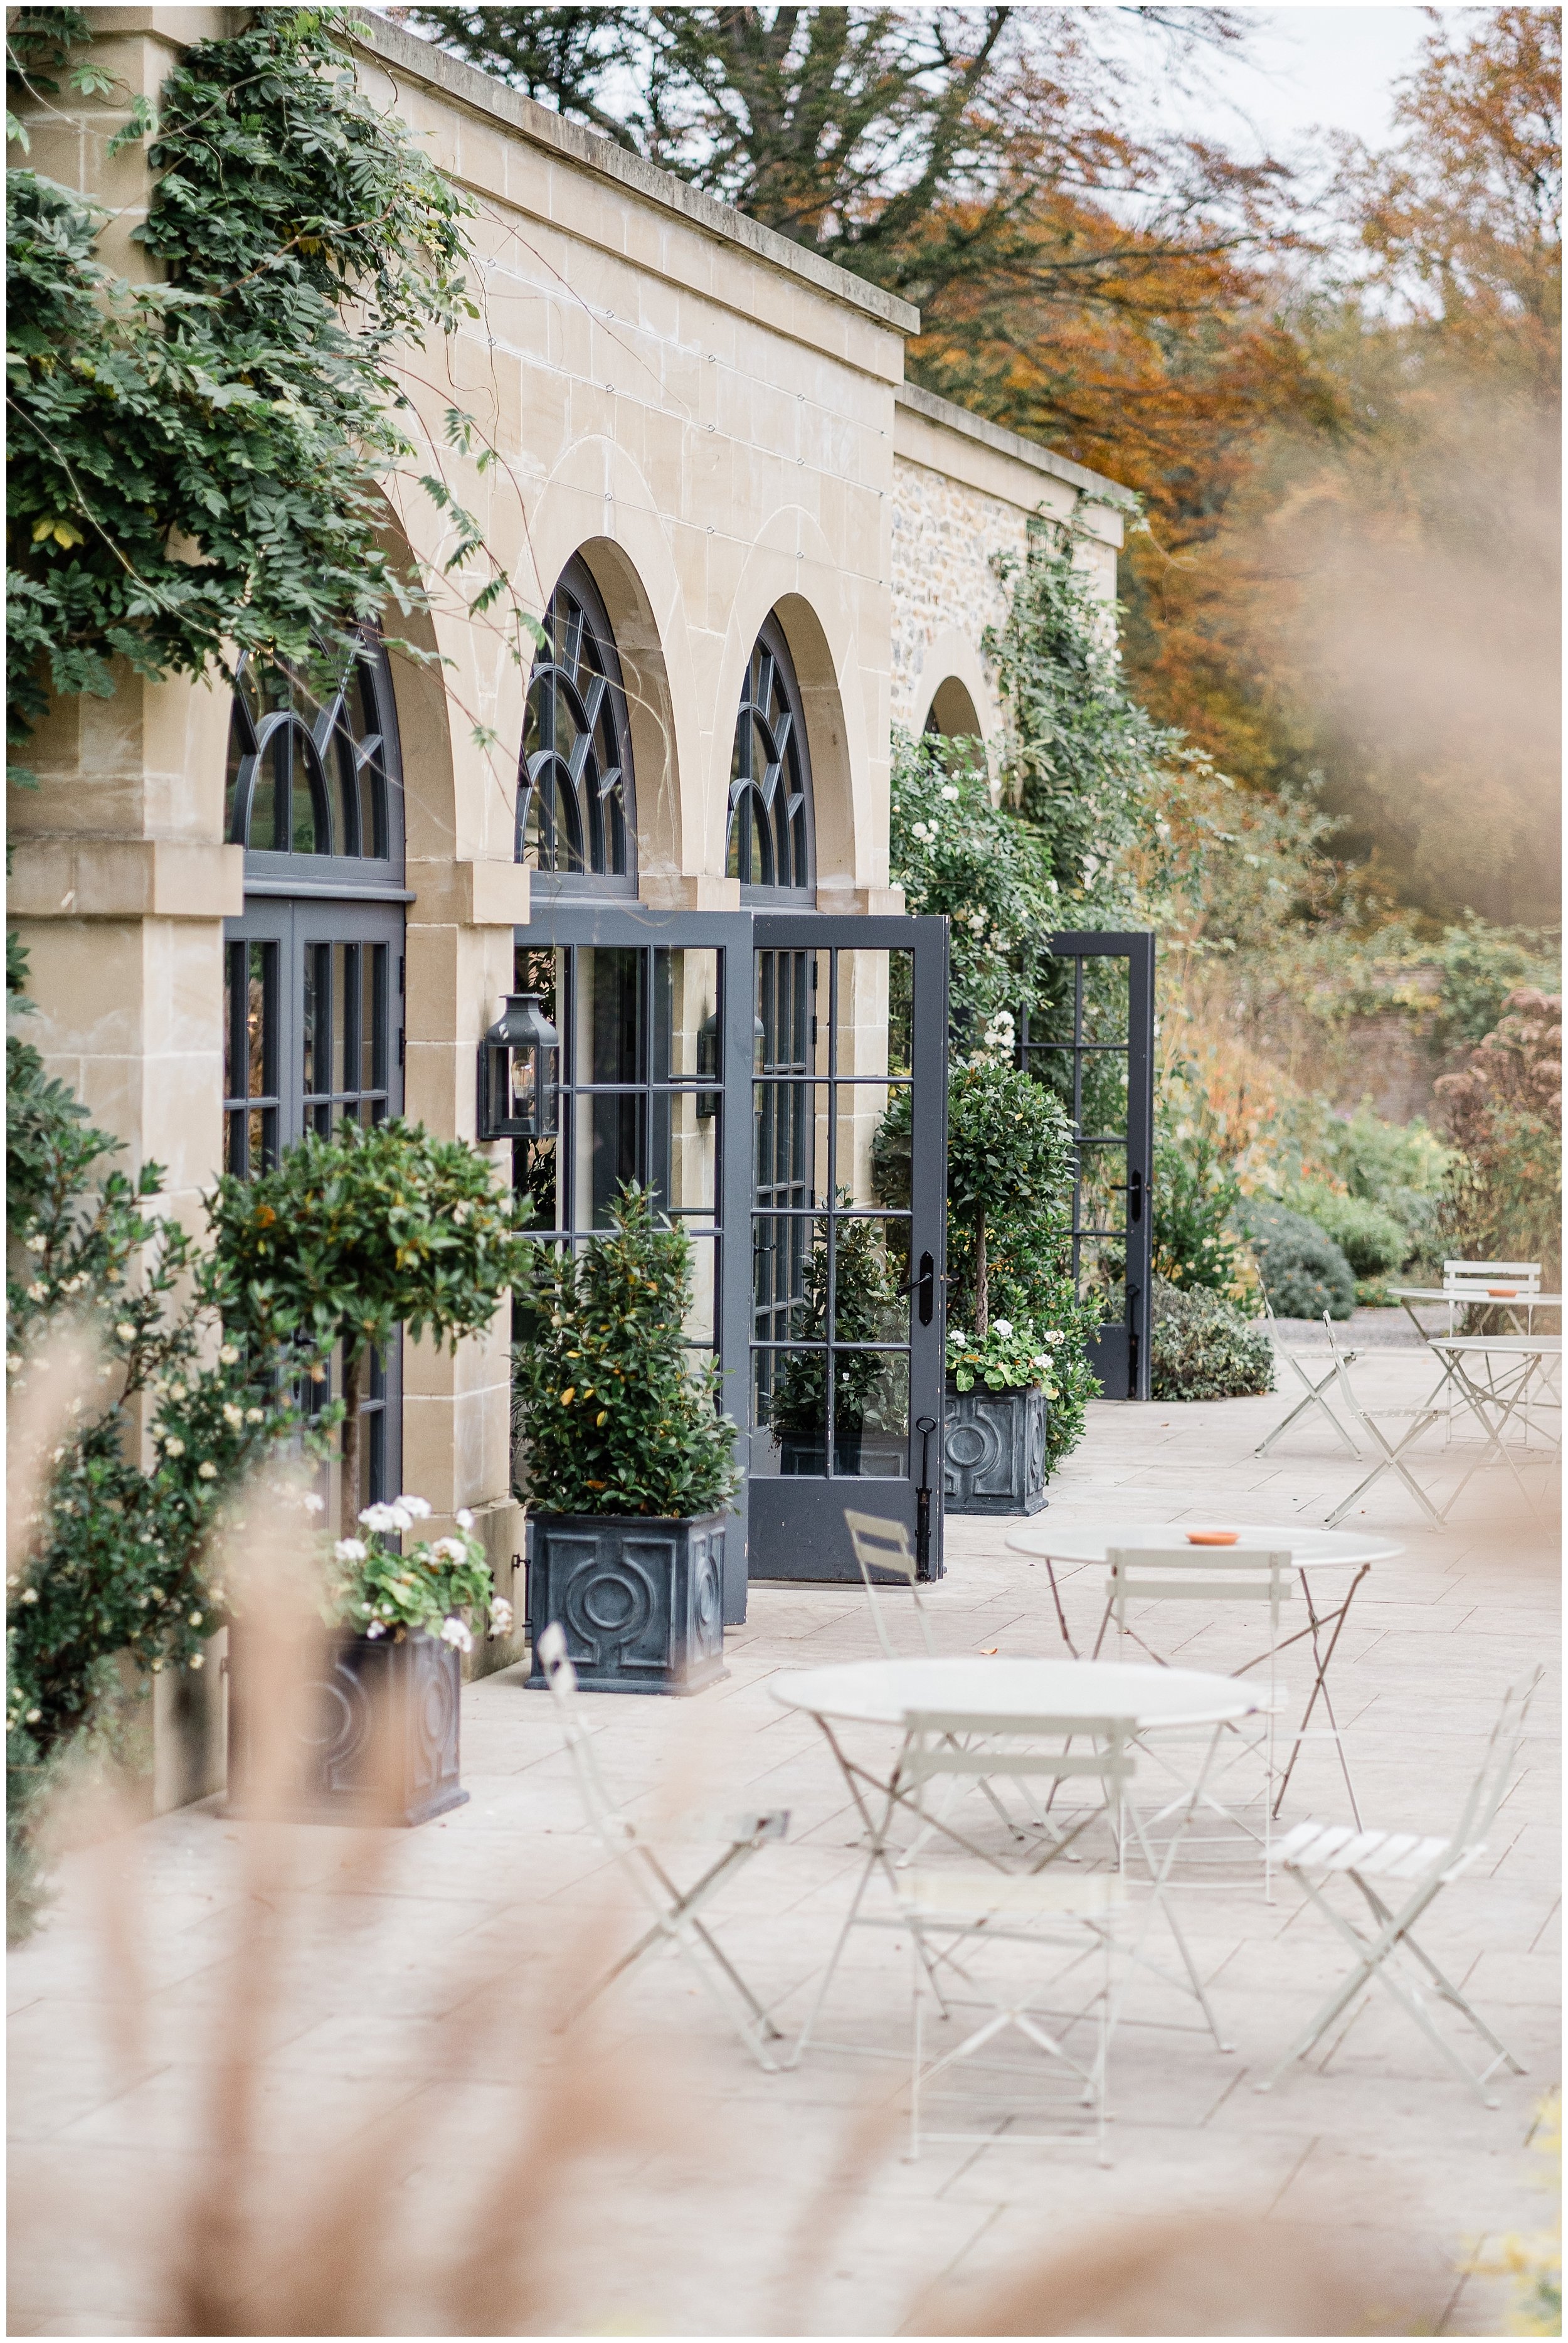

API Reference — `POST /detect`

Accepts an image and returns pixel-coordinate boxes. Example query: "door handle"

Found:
[1128,1166,1143,1225]
[916,1251,935,1326]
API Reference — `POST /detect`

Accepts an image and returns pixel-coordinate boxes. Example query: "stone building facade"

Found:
[9,11,1128,1802]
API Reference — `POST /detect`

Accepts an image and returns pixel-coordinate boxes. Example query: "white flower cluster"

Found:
[358,1493,433,1535]
[439,1615,473,1653]
[487,1596,514,1640]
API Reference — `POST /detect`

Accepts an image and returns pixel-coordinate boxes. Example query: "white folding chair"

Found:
[1257,1667,1545,2106]
[867,1709,1231,2165]
[1322,1315,1453,1527]
[1094,1546,1305,1884]
[535,1622,790,2069]
[1254,1292,1362,1460]
[844,1509,938,1659]
[844,1508,1056,1854]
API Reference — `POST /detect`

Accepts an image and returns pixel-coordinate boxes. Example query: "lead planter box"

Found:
[942,1382,1049,1516]
[526,1511,728,1695]
[228,1627,469,1826]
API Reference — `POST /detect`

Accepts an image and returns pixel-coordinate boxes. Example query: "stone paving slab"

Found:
[8,1362,1559,2335]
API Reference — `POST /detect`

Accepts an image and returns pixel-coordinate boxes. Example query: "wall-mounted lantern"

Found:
[479,993,560,1141]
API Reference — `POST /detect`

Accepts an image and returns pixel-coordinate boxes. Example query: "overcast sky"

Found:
[1133,5,1461,159]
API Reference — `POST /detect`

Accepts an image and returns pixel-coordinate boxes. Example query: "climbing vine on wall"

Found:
[6,6,522,758]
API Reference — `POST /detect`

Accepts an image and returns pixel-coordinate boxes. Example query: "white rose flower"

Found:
[219,1344,240,1366]
[26,1284,46,1303]
[19,1587,38,1605]
[115,1322,136,1342]
[168,1384,186,1403]
[198,1461,218,1480]
[164,1437,185,1458]
[189,1654,204,1671]
[221,1403,244,1429]
[245,1407,264,1423]
[188,1611,203,1628]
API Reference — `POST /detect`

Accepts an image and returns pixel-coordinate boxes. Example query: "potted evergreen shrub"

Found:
[211,1116,534,1815]
[226,1501,512,1825]
[514,1184,741,1694]
[936,1039,1080,1514]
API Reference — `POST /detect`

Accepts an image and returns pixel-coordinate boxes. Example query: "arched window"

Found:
[517,558,637,896]
[225,632,403,879]
[727,617,813,900]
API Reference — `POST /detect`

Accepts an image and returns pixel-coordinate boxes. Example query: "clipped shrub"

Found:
[1153,1133,1248,1299]
[1238,1199,1356,1321]
[1288,1184,1412,1278]
[512,1184,741,1520]
[1150,1275,1275,1402]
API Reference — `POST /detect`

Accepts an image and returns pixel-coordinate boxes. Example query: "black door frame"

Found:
[1019,930,1154,1402]
[748,912,949,1582]
[512,904,950,1602]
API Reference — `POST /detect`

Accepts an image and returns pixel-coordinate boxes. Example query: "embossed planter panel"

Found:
[942,1384,1049,1516]
[526,1512,729,1695]
[228,1629,469,1827]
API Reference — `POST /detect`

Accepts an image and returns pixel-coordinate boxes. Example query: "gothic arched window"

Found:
[726,617,813,899]
[517,558,637,896]
[225,633,403,879]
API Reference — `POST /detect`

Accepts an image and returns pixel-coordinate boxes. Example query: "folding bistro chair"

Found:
[1257,1667,1545,2106]
[844,1508,1056,1852]
[1254,1292,1362,1461]
[844,1509,939,1659]
[1093,1545,1309,1883]
[536,1622,790,2069]
[865,1709,1231,2165]
[1322,1315,1453,1528]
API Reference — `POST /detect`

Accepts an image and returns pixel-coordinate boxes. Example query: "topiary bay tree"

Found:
[209,1118,535,1520]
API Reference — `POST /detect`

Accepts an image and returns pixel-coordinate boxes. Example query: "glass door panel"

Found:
[1018,933,1153,1401]
[748,917,948,1580]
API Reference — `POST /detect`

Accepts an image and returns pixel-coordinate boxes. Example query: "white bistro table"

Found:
[1003,1521,1402,1825]
[1426,1335,1563,1485]
[772,1657,1266,2061]
[1390,1285,1562,1340]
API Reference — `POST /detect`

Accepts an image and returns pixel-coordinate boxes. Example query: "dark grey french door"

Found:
[1017,931,1154,1401]
[747,915,949,1580]
[511,906,949,1602]
[222,893,406,1517]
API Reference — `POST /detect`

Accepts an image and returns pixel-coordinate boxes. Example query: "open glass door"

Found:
[1018,931,1154,1401]
[747,915,949,1580]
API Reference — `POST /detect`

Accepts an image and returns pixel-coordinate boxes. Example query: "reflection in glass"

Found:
[1078,1140,1128,1235]
[834,950,910,1078]
[754,948,825,1078]
[753,1078,827,1215]
[753,1209,826,1349]
[832,1218,911,1343]
[832,1351,909,1476]
[580,948,643,1086]
[580,1088,640,1229]
[683,1233,718,1346]
[755,1347,827,1474]
[650,1088,718,1223]
[834,1081,911,1210]
[653,948,719,1080]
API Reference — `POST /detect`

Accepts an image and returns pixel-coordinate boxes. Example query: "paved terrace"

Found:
[9,1341,1560,2335]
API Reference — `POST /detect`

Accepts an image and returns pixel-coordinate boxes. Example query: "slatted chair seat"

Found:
[1258,1668,1544,2108]
[1273,1821,1470,1879]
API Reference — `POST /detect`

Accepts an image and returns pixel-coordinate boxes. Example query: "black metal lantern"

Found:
[479,993,560,1141]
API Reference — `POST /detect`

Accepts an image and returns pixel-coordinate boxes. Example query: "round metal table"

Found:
[1000,1519,1401,1825]
[771,1654,1264,1733]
